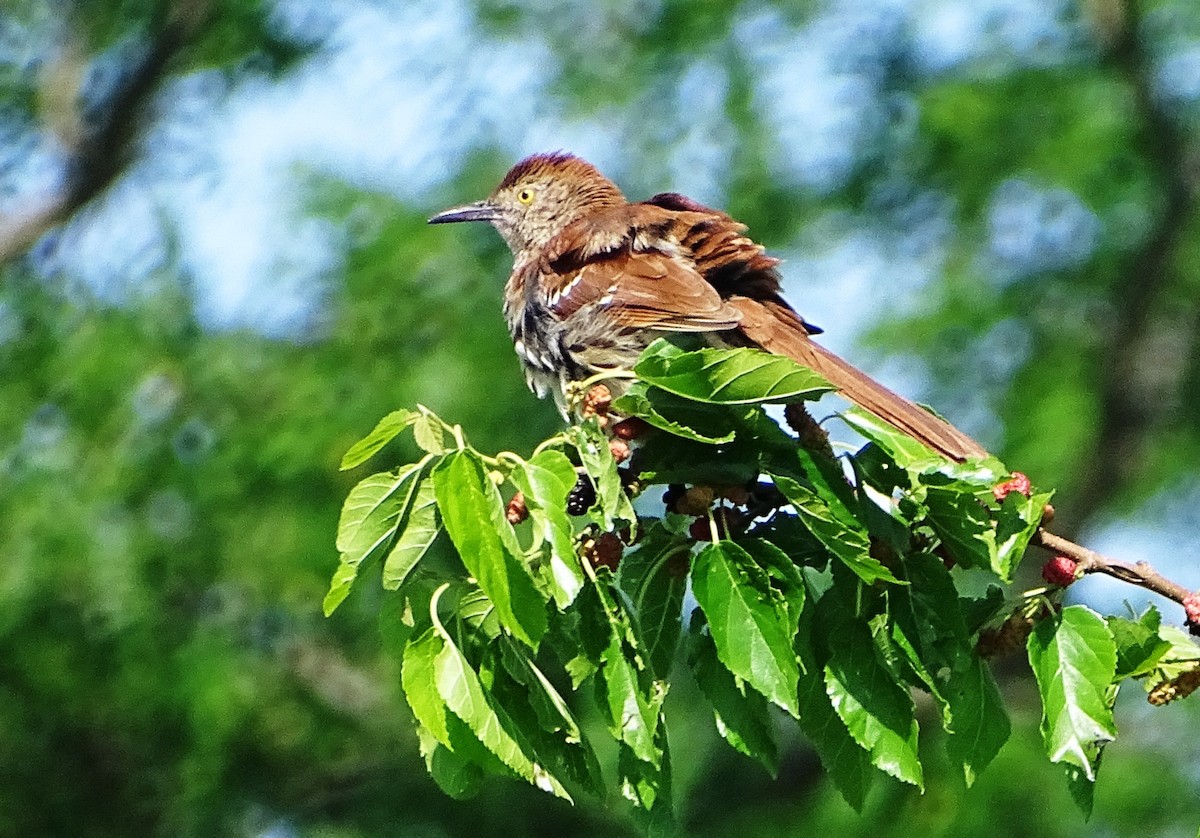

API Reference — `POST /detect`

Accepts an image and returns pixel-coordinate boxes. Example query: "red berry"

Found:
[608,438,631,463]
[1183,593,1200,629]
[611,417,650,440]
[993,472,1032,502]
[1041,555,1079,587]
[589,532,623,572]
[505,491,528,525]
[689,516,712,542]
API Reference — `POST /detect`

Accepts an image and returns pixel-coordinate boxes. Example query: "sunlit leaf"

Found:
[433,628,572,801]
[568,422,635,529]
[433,451,547,647]
[1027,605,1117,782]
[692,541,800,718]
[1107,607,1170,680]
[612,381,736,443]
[509,449,584,607]
[383,475,441,590]
[340,409,419,470]
[824,620,923,788]
[773,474,900,585]
[634,340,833,404]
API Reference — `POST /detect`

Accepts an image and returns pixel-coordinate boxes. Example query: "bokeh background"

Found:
[2,0,1199,835]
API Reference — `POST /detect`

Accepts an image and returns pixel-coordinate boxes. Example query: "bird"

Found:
[429,152,986,462]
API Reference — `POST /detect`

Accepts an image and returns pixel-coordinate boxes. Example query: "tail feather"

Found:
[728,297,988,462]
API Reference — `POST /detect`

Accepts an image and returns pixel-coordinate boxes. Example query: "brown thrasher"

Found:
[429,152,986,462]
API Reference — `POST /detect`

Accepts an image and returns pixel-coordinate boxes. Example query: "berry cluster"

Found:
[580,383,613,425]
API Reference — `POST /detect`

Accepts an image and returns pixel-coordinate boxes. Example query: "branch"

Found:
[1034,527,1200,633]
[0,2,207,265]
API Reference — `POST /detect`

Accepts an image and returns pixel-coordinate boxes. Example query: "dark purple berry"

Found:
[567,474,596,516]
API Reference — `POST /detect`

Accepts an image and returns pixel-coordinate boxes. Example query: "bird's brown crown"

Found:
[485,152,626,254]
[497,152,613,193]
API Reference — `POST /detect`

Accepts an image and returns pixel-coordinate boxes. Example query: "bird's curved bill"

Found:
[428,201,498,224]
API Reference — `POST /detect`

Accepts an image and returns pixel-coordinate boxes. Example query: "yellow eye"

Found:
[517,188,534,204]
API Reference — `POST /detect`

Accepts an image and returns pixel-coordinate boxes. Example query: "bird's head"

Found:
[429,152,625,254]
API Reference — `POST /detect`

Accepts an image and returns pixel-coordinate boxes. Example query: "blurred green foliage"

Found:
[1,0,1198,836]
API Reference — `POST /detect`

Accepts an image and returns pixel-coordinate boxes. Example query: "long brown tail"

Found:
[728,297,988,462]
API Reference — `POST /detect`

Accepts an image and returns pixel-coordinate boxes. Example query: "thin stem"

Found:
[1034,527,1198,617]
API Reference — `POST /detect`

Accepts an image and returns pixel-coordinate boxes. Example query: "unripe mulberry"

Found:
[993,472,1032,502]
[608,438,631,463]
[505,491,528,525]
[1041,555,1079,587]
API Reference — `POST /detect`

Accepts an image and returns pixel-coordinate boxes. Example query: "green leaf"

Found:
[1107,607,1170,680]
[888,552,968,723]
[994,489,1054,579]
[688,627,780,775]
[433,628,571,800]
[960,585,1007,636]
[335,460,424,558]
[403,629,454,745]
[577,578,667,769]
[1027,605,1118,781]
[1063,762,1096,819]
[824,621,923,788]
[739,538,805,639]
[413,410,450,454]
[840,407,948,472]
[629,432,763,487]
[772,474,900,585]
[692,541,800,718]
[340,408,419,470]
[568,422,635,528]
[922,484,997,573]
[618,524,690,679]
[403,629,507,780]
[612,381,736,443]
[425,739,483,799]
[322,561,360,618]
[886,554,1009,785]
[945,656,1011,786]
[1144,624,1200,690]
[433,451,548,647]
[618,733,672,814]
[383,475,441,590]
[456,586,502,640]
[509,449,585,607]
[417,726,483,800]
[634,340,833,404]
[491,642,602,791]
[796,664,876,810]
[325,458,428,616]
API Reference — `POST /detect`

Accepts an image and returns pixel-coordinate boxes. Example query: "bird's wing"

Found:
[540,209,742,332]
